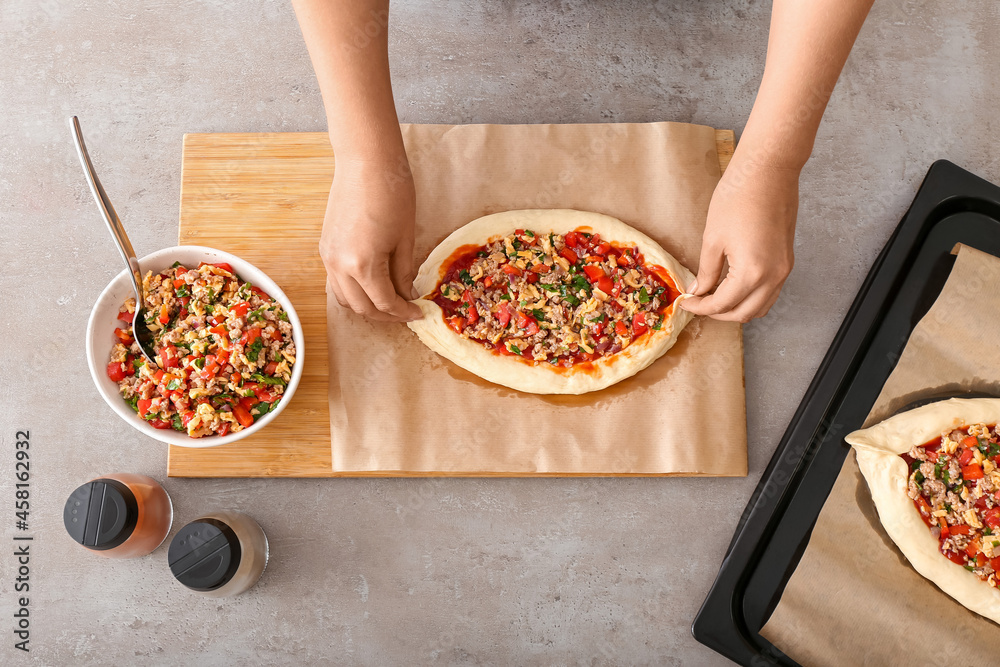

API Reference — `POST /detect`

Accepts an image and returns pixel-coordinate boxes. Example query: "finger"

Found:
[389,236,419,301]
[339,276,401,322]
[703,285,775,323]
[753,289,783,320]
[690,242,726,295]
[327,273,350,310]
[681,271,751,316]
[358,265,422,320]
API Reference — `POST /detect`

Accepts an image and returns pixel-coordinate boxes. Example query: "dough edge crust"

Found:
[846,398,1000,622]
[406,209,696,395]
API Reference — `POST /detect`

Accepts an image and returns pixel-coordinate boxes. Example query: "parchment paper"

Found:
[327,122,747,475]
[761,244,1000,665]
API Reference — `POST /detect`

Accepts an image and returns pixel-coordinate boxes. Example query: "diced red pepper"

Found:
[232,302,251,317]
[632,313,649,336]
[107,361,128,382]
[153,369,165,384]
[239,396,260,411]
[137,398,152,417]
[963,436,979,448]
[983,507,1000,529]
[617,253,633,267]
[483,276,493,288]
[977,553,988,568]
[496,303,513,328]
[559,247,578,264]
[593,242,611,256]
[233,404,254,428]
[161,345,180,369]
[959,448,975,466]
[467,303,480,325]
[264,361,278,375]
[524,320,540,336]
[914,496,934,527]
[596,276,614,294]
[992,556,1000,572]
[148,419,172,430]
[172,278,186,289]
[239,326,262,347]
[583,265,606,282]
[966,538,981,557]
[501,264,522,276]
[530,263,551,274]
[962,463,984,480]
[199,261,234,274]
[158,304,170,324]
[615,320,628,337]
[515,311,532,329]
[926,450,939,462]
[951,524,972,535]
[447,316,466,333]
[117,309,132,323]
[565,231,583,248]
[181,411,195,428]
[113,327,133,345]
[939,518,950,539]
[250,286,272,301]
[514,229,537,246]
[525,271,539,284]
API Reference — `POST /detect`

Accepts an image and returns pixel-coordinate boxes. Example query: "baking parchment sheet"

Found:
[761,245,1000,665]
[327,122,747,475]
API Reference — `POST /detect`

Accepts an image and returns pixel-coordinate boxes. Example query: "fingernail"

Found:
[686,280,698,295]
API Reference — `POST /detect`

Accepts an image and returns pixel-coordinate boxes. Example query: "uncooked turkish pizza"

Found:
[407,209,695,394]
[846,398,1000,622]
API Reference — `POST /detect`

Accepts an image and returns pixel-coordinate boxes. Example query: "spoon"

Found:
[71,116,159,367]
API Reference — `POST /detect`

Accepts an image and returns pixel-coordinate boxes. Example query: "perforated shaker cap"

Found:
[168,519,242,591]
[63,478,139,550]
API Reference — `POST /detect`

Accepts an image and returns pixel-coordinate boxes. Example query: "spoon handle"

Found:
[70,116,144,301]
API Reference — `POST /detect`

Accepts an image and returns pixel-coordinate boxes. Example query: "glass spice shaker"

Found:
[168,510,269,597]
[63,473,173,558]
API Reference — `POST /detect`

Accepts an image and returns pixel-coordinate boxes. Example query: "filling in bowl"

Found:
[106,261,296,438]
[427,228,681,367]
[903,423,1000,584]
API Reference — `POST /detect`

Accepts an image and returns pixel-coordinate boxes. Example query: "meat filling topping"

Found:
[903,423,1000,585]
[429,228,681,366]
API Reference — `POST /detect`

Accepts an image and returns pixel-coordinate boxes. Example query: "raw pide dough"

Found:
[407,209,695,394]
[846,398,1000,622]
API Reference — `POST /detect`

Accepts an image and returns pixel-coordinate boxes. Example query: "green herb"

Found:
[549,233,555,247]
[914,471,925,484]
[523,229,535,238]
[935,463,944,479]
[945,503,953,512]
[992,540,999,548]
[582,232,592,238]
[166,378,182,391]
[500,293,512,301]
[986,527,994,536]
[911,459,922,471]
[251,403,270,419]
[548,357,559,365]
[562,293,581,307]
[205,304,214,314]
[246,338,264,362]
[654,287,666,298]
[520,300,528,308]
[171,414,184,431]
[248,307,267,322]
[512,239,522,251]
[638,286,650,304]
[538,284,561,293]
[459,270,473,285]
[206,287,216,302]
[250,373,287,387]
[571,275,591,295]
[193,357,205,370]
[477,251,488,258]
[531,309,546,322]
[442,285,450,296]
[509,344,521,355]
[277,310,288,322]
[126,396,139,413]
[171,261,182,268]
[175,285,190,298]
[652,317,663,331]
[965,565,976,572]
[270,398,281,412]
[589,314,605,323]
[942,469,951,484]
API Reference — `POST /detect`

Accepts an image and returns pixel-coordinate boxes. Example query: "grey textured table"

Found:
[2,1,999,664]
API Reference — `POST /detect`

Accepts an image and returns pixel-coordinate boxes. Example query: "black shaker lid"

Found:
[168,519,242,591]
[63,478,139,551]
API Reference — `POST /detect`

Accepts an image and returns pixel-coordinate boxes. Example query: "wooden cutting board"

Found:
[167,129,736,477]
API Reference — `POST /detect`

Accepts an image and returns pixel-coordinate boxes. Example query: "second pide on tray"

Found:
[847,398,1000,623]
[407,209,695,395]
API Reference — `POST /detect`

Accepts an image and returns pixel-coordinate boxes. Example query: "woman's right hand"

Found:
[321,158,423,322]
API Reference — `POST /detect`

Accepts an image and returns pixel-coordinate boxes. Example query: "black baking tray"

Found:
[692,160,1000,666]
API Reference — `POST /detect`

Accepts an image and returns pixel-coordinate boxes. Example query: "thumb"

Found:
[690,242,726,296]
[390,238,419,300]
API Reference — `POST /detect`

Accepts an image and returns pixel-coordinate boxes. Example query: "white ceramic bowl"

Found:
[86,246,305,448]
